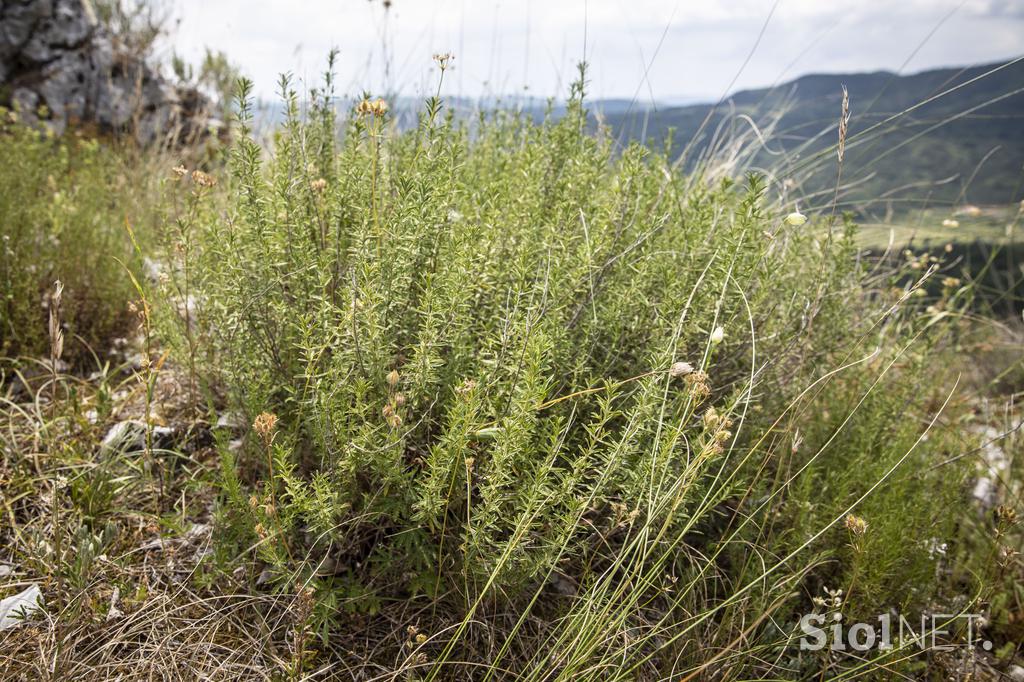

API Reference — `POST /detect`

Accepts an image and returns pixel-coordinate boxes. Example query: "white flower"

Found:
[710,326,725,344]
[941,218,960,228]
[669,361,694,378]
[784,211,807,226]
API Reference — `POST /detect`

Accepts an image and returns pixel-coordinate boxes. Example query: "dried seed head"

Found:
[253,412,278,446]
[995,505,1018,526]
[386,369,401,388]
[358,98,389,117]
[702,407,719,430]
[456,378,478,395]
[669,361,694,378]
[393,393,407,407]
[433,52,454,70]
[844,513,868,536]
[172,164,188,179]
[382,404,402,428]
[685,371,711,402]
[310,178,327,192]
[48,280,64,362]
[837,85,850,163]
[190,169,217,188]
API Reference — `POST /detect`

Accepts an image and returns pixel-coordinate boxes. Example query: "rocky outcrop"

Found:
[0,0,216,145]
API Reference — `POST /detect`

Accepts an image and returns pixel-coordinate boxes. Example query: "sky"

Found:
[168,0,1024,104]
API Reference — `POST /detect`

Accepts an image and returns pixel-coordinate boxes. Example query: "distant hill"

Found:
[603,60,1024,212]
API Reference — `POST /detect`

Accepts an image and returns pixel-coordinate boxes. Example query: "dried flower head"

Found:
[382,404,402,429]
[386,369,401,388]
[669,361,694,378]
[995,505,1018,526]
[702,407,719,430]
[844,513,868,536]
[172,164,188,179]
[433,52,454,70]
[685,371,711,402]
[456,378,478,395]
[191,169,217,188]
[358,98,389,117]
[310,178,327,192]
[253,412,278,446]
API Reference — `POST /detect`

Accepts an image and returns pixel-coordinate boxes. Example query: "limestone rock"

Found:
[0,0,217,145]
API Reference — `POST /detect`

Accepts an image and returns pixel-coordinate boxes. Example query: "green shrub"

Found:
[172,71,977,677]
[0,112,146,364]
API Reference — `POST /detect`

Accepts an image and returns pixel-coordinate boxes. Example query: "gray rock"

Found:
[0,0,217,146]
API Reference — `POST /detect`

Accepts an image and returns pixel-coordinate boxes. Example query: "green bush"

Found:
[0,112,146,364]
[172,71,976,677]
